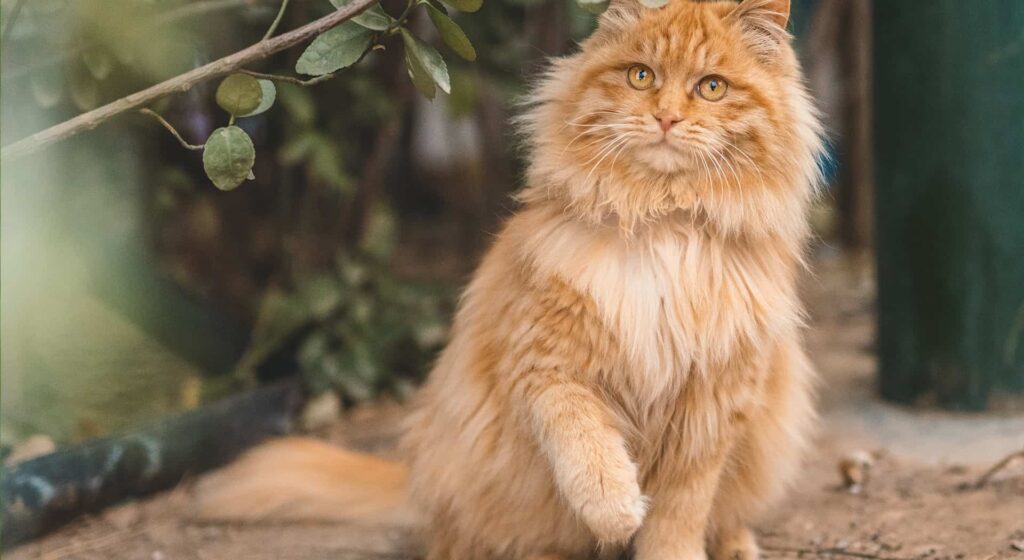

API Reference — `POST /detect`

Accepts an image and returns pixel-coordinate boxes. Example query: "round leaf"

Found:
[215,74,263,116]
[440,0,482,14]
[329,0,393,31]
[426,5,476,61]
[295,22,373,76]
[203,126,256,191]
[240,79,277,117]
[400,30,451,97]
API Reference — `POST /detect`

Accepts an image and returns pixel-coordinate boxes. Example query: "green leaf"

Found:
[329,0,393,31]
[240,79,276,117]
[279,131,320,164]
[30,66,64,108]
[403,45,435,99]
[203,126,256,191]
[81,47,114,80]
[68,64,100,111]
[215,74,263,116]
[298,275,346,319]
[440,0,482,14]
[296,22,373,76]
[638,0,668,7]
[425,5,476,61]
[400,29,450,98]
[576,0,608,14]
[276,83,316,125]
[237,289,316,371]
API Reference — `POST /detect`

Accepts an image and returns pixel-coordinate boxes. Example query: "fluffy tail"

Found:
[194,437,417,525]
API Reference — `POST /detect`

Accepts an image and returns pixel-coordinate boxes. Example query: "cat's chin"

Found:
[631,142,699,176]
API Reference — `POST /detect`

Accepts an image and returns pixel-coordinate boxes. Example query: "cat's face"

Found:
[564,0,794,177]
[522,0,821,237]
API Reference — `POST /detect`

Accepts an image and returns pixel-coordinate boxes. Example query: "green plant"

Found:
[237,206,451,401]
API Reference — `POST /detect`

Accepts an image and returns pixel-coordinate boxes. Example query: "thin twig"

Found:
[261,0,291,41]
[139,108,204,151]
[0,0,377,161]
[240,69,337,86]
[971,447,1024,489]
[1,0,27,46]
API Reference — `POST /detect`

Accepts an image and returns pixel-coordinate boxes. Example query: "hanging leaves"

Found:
[425,5,476,61]
[203,126,256,191]
[240,79,277,118]
[295,22,373,76]
[440,0,482,14]
[401,29,450,100]
[215,74,264,116]
[329,0,394,31]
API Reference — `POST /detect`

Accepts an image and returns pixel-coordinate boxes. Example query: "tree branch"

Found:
[0,0,377,161]
[139,108,204,151]
[971,447,1024,489]
[262,0,291,41]
[239,69,338,86]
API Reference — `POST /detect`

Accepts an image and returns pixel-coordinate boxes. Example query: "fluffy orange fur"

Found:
[197,1,823,558]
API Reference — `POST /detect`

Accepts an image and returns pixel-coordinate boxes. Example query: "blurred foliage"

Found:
[0,0,605,442]
[237,205,451,401]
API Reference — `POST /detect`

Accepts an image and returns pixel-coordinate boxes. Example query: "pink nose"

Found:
[654,113,682,133]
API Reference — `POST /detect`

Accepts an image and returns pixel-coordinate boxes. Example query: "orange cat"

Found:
[197,1,824,558]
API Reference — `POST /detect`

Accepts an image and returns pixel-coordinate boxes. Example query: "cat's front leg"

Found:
[522,375,647,544]
[632,448,730,560]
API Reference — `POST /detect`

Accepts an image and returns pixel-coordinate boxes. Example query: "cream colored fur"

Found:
[197,1,823,558]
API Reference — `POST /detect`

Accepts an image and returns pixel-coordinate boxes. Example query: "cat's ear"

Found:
[728,0,791,59]
[595,0,644,35]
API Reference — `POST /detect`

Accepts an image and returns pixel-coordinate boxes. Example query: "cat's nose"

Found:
[653,112,682,133]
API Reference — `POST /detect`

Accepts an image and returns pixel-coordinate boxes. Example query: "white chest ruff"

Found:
[525,217,799,399]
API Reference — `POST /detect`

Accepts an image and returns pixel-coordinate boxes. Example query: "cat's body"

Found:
[405,207,814,560]
[197,1,823,558]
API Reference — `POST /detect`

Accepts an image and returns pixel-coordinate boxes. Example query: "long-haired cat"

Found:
[196,1,824,558]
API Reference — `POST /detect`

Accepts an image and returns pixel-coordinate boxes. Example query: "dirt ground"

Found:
[8,252,1024,560]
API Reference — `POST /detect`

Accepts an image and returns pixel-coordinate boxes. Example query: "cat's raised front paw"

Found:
[578,487,647,544]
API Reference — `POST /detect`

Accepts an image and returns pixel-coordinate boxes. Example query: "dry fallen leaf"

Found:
[839,449,875,494]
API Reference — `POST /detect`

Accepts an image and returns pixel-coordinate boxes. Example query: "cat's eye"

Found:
[697,75,729,101]
[627,64,655,90]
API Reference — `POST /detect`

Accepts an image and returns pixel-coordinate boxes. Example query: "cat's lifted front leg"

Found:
[523,375,647,544]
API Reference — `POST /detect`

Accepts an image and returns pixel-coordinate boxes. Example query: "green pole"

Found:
[874,0,1024,410]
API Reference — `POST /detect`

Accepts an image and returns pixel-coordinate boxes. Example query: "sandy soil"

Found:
[8,253,1024,560]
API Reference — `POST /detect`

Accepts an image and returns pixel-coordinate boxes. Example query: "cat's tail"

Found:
[193,437,418,525]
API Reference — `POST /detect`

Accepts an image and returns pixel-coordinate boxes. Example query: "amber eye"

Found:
[627,64,655,90]
[697,75,729,101]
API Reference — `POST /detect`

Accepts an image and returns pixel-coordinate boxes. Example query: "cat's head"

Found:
[520,0,824,239]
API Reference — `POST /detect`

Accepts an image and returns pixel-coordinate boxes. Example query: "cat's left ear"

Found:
[728,0,791,58]
[596,0,644,36]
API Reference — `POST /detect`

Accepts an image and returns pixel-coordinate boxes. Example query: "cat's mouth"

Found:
[632,138,705,174]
